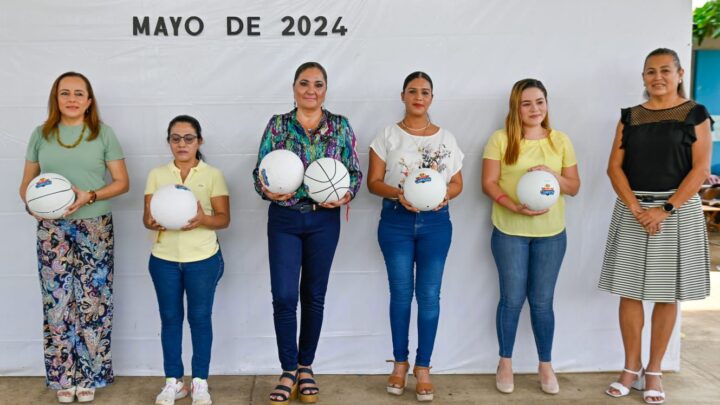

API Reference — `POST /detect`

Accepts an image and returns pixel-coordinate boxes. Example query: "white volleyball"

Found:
[304,158,350,203]
[516,170,560,211]
[25,173,75,219]
[259,149,305,194]
[403,168,447,211]
[150,184,198,230]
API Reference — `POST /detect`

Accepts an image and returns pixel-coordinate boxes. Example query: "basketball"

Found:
[516,170,560,211]
[304,158,350,203]
[403,168,446,211]
[25,173,75,219]
[150,184,198,230]
[259,149,305,194]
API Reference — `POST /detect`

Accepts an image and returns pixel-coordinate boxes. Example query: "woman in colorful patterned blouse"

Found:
[600,48,712,405]
[252,61,362,404]
[368,71,464,402]
[18,71,129,403]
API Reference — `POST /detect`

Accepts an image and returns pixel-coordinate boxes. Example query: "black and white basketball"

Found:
[304,158,351,203]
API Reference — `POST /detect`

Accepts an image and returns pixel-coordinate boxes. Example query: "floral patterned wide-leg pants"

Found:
[36,214,114,389]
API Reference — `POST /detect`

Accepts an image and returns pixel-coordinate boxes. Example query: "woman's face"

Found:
[401,78,433,117]
[643,54,683,98]
[57,76,92,123]
[519,87,547,127]
[293,67,326,110]
[168,122,202,163]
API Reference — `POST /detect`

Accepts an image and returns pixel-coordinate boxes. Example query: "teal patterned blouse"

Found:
[252,108,363,206]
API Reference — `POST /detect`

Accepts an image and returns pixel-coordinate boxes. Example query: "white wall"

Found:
[0,0,693,375]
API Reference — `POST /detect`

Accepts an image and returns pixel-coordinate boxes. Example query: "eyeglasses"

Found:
[169,134,198,144]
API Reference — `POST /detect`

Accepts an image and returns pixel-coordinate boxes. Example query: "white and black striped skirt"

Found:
[599,190,710,302]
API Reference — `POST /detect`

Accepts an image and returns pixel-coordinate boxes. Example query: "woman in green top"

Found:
[18,71,129,403]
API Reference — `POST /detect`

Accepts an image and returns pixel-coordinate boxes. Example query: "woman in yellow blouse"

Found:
[481,78,580,395]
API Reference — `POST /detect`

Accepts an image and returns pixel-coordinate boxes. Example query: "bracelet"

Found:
[87,190,97,205]
[495,194,508,203]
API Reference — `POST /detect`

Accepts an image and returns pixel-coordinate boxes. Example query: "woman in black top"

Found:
[600,48,713,404]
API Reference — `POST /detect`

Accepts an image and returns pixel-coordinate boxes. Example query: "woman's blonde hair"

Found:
[42,71,101,141]
[503,78,552,165]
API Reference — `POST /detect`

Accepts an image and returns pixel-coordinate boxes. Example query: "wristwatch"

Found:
[662,202,675,213]
[87,190,97,205]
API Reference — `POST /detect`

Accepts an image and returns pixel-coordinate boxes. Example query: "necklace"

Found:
[401,119,431,132]
[56,125,86,149]
[297,110,322,136]
[401,120,434,153]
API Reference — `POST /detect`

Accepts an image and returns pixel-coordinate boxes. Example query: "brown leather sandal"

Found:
[386,360,410,395]
[413,365,434,402]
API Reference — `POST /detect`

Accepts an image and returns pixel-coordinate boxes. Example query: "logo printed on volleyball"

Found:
[175,184,190,191]
[540,184,555,196]
[415,173,432,184]
[35,178,52,188]
[260,168,270,187]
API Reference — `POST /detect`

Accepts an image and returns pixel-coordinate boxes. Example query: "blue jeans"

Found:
[267,203,341,371]
[377,199,452,367]
[490,227,566,362]
[149,251,224,379]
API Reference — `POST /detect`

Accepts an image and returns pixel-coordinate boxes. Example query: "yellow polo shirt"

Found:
[145,160,229,262]
[483,129,577,237]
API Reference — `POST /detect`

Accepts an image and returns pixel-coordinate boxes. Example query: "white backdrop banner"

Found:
[0,0,693,375]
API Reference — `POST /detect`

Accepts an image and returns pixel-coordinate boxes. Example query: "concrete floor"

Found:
[3,240,720,405]
[2,282,718,404]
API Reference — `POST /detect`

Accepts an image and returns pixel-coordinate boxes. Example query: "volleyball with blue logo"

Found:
[516,170,560,210]
[25,173,75,219]
[304,158,350,203]
[150,184,198,230]
[403,168,446,211]
[259,149,305,194]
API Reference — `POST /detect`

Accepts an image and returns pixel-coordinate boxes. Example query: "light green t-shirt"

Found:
[482,129,577,237]
[25,123,125,219]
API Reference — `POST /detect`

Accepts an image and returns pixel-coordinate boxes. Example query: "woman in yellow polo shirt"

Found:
[143,115,230,405]
[481,79,580,395]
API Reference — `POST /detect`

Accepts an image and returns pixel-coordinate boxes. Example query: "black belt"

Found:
[286,200,325,213]
[635,195,669,202]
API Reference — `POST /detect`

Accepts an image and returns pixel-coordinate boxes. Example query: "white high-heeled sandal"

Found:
[56,386,76,403]
[77,387,95,403]
[605,368,644,398]
[643,371,665,404]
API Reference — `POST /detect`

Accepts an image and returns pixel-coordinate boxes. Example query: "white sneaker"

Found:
[191,378,212,405]
[155,378,189,405]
